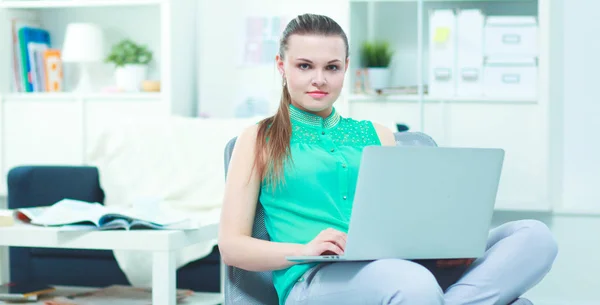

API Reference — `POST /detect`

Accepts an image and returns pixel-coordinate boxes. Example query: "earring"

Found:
[283,78,287,87]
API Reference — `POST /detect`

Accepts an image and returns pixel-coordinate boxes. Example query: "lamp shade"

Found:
[61,23,105,62]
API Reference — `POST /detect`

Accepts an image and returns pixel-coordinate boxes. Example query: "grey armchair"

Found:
[222,131,533,305]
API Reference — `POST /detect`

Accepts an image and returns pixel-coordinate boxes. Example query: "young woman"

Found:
[219,13,558,305]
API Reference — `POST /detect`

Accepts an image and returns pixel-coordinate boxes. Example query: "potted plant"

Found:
[105,39,153,92]
[360,41,394,91]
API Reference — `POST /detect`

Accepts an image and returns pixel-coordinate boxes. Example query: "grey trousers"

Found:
[285,220,558,305]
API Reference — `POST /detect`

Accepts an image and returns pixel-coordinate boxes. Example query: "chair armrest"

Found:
[7,165,104,209]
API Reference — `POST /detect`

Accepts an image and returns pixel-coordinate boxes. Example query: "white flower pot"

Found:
[115,64,148,92]
[367,67,391,90]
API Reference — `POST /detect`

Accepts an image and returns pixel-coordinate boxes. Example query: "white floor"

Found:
[495,210,600,305]
[535,302,597,305]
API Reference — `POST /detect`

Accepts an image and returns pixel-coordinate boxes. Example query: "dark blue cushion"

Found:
[7,166,105,210]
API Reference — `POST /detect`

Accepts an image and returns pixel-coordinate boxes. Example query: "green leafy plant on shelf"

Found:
[105,39,153,67]
[360,41,394,68]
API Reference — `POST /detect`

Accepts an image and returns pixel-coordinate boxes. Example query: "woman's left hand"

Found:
[436,258,475,268]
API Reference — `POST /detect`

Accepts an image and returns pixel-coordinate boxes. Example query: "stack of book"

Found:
[10,18,63,93]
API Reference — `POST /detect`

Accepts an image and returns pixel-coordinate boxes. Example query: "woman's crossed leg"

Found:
[286,219,558,305]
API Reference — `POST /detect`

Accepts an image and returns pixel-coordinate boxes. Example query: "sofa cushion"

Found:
[87,116,259,212]
[86,116,257,286]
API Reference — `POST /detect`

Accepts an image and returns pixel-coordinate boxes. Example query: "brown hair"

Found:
[254,14,349,187]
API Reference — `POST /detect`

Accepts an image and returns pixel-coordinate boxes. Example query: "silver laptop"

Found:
[286,145,505,263]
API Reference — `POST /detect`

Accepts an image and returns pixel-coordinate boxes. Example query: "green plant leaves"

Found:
[105,39,153,67]
[360,41,394,68]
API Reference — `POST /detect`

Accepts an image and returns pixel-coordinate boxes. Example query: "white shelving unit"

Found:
[346,0,552,212]
[0,0,165,8]
[0,0,199,196]
[348,93,537,104]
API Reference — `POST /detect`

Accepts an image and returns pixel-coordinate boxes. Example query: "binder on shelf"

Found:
[429,10,456,97]
[17,26,51,93]
[10,17,42,93]
[456,9,484,97]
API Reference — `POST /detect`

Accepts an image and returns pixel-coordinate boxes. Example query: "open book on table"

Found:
[14,199,195,230]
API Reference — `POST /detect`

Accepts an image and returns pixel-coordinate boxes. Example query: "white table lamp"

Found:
[61,23,105,93]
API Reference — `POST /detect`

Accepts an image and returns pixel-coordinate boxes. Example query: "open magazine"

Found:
[15,199,195,230]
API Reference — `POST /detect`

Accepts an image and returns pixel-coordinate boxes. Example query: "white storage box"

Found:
[483,58,538,99]
[429,9,456,97]
[456,9,484,97]
[484,16,538,57]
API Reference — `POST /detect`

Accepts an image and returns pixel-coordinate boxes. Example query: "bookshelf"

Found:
[0,0,199,196]
[0,0,165,9]
[0,92,163,101]
[347,93,537,104]
[346,0,553,212]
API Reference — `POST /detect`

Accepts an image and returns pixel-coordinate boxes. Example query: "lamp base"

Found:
[72,63,93,93]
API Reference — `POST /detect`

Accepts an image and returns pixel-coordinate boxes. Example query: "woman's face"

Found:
[277,34,349,118]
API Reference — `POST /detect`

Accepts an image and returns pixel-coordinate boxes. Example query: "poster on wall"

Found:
[239,15,291,66]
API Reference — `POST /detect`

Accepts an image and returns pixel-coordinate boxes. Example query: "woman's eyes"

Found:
[299,63,310,70]
[298,64,340,71]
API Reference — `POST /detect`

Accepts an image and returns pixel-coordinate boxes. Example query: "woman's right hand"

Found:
[300,228,347,256]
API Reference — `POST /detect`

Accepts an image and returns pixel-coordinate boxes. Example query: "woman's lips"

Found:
[307,91,328,99]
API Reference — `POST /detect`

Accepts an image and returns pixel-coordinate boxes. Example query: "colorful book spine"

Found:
[43,49,63,92]
[14,23,51,93]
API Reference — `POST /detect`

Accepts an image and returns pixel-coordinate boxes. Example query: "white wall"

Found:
[196,0,350,118]
[560,0,600,212]
[512,0,600,303]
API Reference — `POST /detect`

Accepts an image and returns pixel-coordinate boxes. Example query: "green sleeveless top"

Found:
[259,104,382,304]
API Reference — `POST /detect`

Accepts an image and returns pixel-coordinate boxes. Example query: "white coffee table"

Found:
[0,222,223,305]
